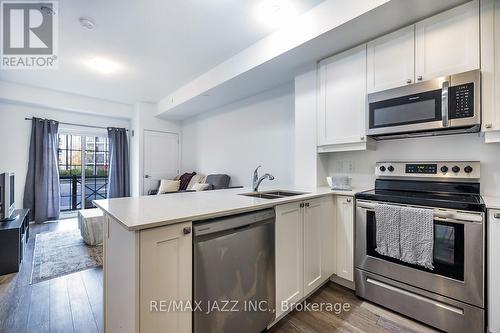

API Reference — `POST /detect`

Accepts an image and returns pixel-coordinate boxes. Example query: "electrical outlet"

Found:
[348,161,355,173]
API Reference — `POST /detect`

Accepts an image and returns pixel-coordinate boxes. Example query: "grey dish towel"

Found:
[400,206,434,270]
[374,204,401,259]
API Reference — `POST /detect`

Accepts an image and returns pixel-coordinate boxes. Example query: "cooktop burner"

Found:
[356,189,485,212]
[355,176,485,212]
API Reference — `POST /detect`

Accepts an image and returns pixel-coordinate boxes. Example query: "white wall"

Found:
[0,102,130,209]
[181,83,295,187]
[130,102,181,196]
[325,133,500,196]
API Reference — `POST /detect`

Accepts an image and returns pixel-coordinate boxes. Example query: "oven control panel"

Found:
[375,161,480,179]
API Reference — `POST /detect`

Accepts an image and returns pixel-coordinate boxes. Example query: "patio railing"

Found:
[60,175,108,211]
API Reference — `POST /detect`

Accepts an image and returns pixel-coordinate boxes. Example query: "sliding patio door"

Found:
[58,133,109,212]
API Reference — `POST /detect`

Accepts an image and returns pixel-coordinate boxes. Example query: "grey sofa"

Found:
[148,174,237,195]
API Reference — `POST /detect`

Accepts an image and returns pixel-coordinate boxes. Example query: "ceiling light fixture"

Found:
[79,17,95,30]
[256,0,298,29]
[84,57,123,75]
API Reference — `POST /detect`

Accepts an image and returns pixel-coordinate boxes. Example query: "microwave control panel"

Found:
[449,82,474,119]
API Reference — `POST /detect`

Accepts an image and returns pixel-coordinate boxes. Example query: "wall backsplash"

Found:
[325,133,500,196]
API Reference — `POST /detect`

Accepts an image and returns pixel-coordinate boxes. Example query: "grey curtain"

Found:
[23,118,60,223]
[107,127,130,198]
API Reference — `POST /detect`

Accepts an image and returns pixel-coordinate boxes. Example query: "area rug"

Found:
[30,229,103,284]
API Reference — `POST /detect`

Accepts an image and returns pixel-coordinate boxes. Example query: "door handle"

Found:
[441,80,449,127]
[183,227,191,235]
[144,174,150,179]
[494,213,500,219]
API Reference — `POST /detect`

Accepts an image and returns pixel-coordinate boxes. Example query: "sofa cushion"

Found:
[157,179,180,194]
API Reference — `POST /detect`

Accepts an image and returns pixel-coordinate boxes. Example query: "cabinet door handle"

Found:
[305,202,310,207]
[494,213,500,219]
[183,227,192,235]
[485,123,493,129]
[417,76,423,81]
[360,136,365,141]
[300,203,305,208]
[346,198,352,203]
[406,79,412,84]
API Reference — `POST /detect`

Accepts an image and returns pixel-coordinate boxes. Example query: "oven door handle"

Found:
[357,202,483,223]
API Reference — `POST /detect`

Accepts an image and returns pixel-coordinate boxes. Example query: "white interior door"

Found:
[143,130,179,194]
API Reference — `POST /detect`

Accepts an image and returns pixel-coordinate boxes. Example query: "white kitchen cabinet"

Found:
[139,221,192,333]
[481,0,500,141]
[334,196,354,282]
[488,210,500,333]
[275,196,335,317]
[367,25,415,92]
[317,44,368,152]
[415,0,479,81]
[303,198,326,295]
[275,202,304,319]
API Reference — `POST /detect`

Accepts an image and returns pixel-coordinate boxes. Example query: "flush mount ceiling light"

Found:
[79,17,95,30]
[256,0,298,29]
[84,57,123,75]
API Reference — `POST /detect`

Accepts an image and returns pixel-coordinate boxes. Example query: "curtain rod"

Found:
[24,117,129,132]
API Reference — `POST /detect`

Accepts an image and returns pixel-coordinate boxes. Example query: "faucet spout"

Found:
[252,165,275,192]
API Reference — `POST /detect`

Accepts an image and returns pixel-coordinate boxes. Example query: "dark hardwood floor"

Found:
[0,219,103,333]
[0,219,438,333]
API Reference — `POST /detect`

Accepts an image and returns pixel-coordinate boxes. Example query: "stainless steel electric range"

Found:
[354,161,485,333]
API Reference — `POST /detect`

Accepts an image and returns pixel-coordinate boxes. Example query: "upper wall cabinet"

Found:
[317,45,369,152]
[367,25,415,93]
[415,0,480,81]
[367,0,479,94]
[481,0,500,141]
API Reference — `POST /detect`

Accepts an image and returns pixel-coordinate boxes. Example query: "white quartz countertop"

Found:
[94,186,368,231]
[482,196,500,210]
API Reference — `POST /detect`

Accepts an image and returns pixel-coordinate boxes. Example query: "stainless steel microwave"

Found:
[367,69,481,140]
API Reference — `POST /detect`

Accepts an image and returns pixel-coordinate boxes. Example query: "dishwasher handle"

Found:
[193,209,275,237]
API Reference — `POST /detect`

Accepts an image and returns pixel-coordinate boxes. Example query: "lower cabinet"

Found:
[275,202,304,319]
[139,221,192,333]
[104,215,192,333]
[488,209,500,332]
[275,196,335,319]
[334,196,354,282]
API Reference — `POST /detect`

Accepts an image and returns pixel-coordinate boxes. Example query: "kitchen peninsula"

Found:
[94,186,360,333]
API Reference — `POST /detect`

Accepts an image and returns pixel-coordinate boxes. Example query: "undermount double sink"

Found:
[240,190,309,199]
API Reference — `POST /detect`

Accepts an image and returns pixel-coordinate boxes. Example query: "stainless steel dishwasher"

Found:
[193,209,275,333]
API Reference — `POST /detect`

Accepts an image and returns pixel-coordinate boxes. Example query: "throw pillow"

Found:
[192,183,211,191]
[179,172,197,190]
[186,174,206,190]
[157,179,180,194]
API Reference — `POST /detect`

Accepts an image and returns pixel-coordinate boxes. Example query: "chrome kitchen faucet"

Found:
[252,165,274,192]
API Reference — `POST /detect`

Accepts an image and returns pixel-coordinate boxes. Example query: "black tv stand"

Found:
[0,209,30,276]
[0,215,17,223]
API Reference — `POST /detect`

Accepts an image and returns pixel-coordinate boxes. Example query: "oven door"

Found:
[367,88,445,136]
[355,200,484,308]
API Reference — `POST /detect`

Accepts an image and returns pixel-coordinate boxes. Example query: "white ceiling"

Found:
[0,0,323,105]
